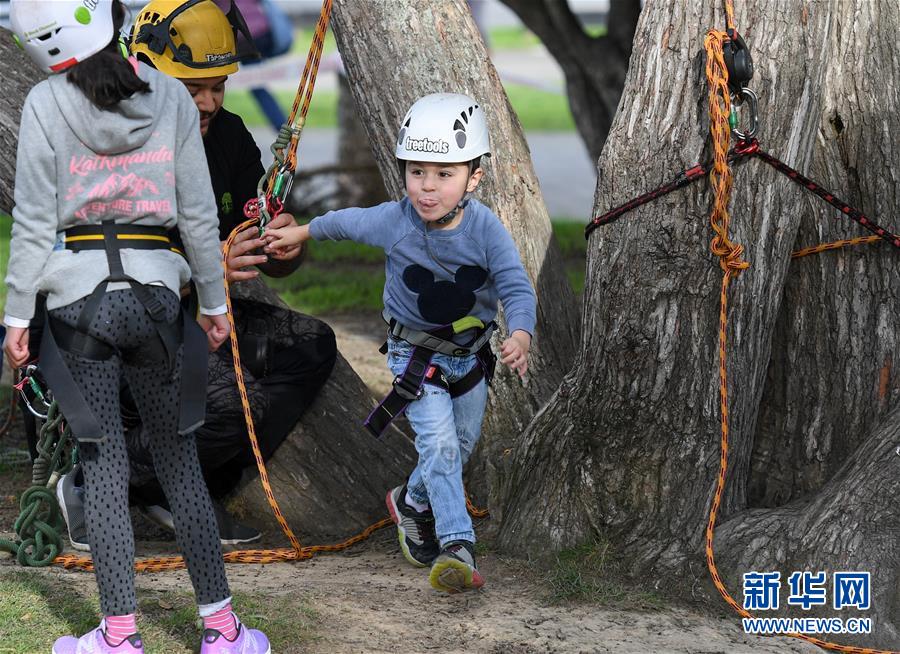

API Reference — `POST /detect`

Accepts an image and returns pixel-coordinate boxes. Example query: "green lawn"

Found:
[0,571,317,653]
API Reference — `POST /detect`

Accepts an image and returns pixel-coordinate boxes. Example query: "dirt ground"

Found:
[2,537,820,654]
[0,313,821,653]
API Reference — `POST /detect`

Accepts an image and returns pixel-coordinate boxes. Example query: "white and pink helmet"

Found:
[10,0,115,73]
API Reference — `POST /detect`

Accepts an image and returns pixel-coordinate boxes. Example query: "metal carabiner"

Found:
[15,365,52,420]
[730,87,759,141]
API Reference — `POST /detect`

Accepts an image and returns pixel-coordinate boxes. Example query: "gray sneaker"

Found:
[429,540,484,593]
[55,466,90,552]
[386,485,439,567]
[140,500,262,546]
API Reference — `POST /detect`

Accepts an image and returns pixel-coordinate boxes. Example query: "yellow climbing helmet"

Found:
[130,0,258,78]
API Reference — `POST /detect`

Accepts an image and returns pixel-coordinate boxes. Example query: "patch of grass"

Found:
[505,84,575,132]
[0,572,99,653]
[0,572,317,653]
[486,25,542,50]
[268,264,385,316]
[289,28,338,57]
[544,540,664,609]
[552,220,587,295]
[223,89,338,130]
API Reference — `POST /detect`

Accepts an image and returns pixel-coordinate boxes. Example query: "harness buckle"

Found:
[392,374,424,401]
[142,295,168,321]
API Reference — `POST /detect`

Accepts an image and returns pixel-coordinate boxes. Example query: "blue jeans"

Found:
[387,337,488,547]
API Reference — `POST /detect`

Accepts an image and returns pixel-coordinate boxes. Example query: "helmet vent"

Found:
[453,119,465,131]
[48,47,60,56]
[397,127,407,145]
[37,30,59,42]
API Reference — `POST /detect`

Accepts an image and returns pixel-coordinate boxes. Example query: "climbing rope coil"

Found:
[587,2,898,653]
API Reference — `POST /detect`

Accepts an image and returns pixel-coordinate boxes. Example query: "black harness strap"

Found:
[39,220,209,441]
[365,335,497,439]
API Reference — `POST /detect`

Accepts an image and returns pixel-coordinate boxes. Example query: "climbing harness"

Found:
[40,221,208,442]
[585,3,899,653]
[365,312,497,438]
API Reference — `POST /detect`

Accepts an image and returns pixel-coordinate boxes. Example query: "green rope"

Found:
[0,401,74,566]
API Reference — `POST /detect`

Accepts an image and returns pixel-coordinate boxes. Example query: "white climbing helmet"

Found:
[10,0,115,73]
[395,93,491,164]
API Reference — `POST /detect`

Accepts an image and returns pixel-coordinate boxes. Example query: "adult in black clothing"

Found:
[123,0,337,542]
[48,0,336,550]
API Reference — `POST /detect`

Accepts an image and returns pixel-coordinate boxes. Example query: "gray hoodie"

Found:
[3,61,225,323]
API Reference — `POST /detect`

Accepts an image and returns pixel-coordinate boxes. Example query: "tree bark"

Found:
[335,71,389,209]
[498,0,900,642]
[0,34,46,214]
[499,0,641,162]
[330,0,580,510]
[749,0,900,508]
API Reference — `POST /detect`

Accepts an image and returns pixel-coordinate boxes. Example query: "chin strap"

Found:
[436,195,470,225]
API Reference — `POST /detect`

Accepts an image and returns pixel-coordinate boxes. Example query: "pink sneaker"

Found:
[52,620,143,654]
[200,615,271,654]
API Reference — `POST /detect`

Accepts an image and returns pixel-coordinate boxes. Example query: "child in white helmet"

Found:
[264,92,536,592]
[3,1,269,652]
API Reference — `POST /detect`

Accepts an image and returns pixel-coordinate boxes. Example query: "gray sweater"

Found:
[3,61,225,324]
[309,198,536,336]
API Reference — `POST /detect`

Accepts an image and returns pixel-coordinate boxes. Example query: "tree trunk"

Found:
[335,71,389,208]
[498,0,900,643]
[499,0,641,162]
[0,39,416,541]
[0,35,45,214]
[330,0,580,510]
[749,0,900,509]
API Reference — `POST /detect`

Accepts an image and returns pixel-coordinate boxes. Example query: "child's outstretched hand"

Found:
[264,222,310,258]
[500,330,531,377]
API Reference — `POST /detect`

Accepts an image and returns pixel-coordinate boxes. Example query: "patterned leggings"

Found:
[49,288,229,616]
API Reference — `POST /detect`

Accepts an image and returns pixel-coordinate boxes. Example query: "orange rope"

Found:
[267,0,332,185]
[791,236,882,259]
[703,8,898,653]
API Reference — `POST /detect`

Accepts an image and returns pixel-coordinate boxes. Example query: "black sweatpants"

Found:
[49,288,230,616]
[126,298,336,504]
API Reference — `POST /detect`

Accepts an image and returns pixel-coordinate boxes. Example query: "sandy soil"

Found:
[3,534,819,654]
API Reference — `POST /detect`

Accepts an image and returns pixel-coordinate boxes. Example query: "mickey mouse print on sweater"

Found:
[402,264,487,325]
